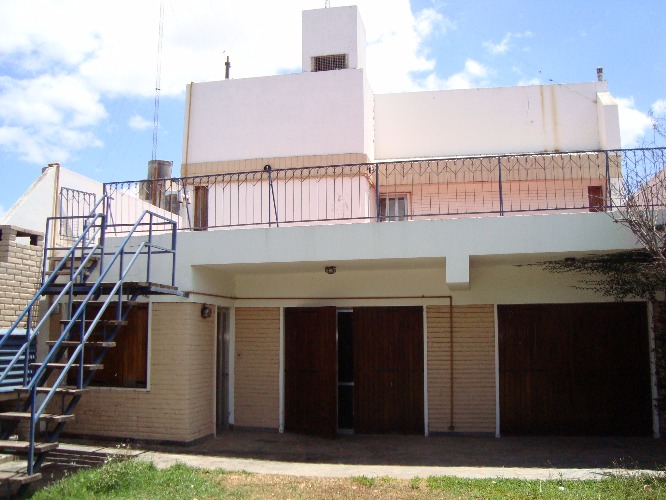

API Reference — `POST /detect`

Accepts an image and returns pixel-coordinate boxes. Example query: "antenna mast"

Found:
[152,0,165,161]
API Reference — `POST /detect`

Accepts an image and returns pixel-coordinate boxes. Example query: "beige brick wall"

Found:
[427,305,496,433]
[181,153,369,177]
[0,226,43,329]
[67,302,215,442]
[234,307,280,429]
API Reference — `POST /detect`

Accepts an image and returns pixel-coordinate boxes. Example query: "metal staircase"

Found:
[0,196,184,494]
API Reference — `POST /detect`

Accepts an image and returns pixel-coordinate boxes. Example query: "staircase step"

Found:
[48,255,99,262]
[50,269,92,276]
[72,300,142,307]
[0,470,41,486]
[59,319,127,327]
[0,440,59,453]
[30,363,103,371]
[16,386,87,396]
[0,412,75,423]
[47,341,116,348]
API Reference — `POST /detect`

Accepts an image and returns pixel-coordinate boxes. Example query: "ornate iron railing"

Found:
[103,148,666,231]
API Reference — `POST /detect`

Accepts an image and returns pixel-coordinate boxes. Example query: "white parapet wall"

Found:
[374,82,620,159]
[182,68,374,166]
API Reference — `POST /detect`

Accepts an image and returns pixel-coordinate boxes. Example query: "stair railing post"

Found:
[100,198,109,273]
[41,219,51,285]
[77,307,85,389]
[498,156,504,216]
[375,163,381,222]
[23,308,32,386]
[27,387,36,475]
[147,213,153,283]
[171,220,177,287]
[117,249,124,322]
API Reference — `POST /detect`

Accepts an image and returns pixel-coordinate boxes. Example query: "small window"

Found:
[312,54,348,72]
[380,195,408,221]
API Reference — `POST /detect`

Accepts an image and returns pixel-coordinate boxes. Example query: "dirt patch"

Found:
[213,472,449,499]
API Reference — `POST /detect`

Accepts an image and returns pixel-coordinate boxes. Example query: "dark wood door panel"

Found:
[353,306,424,434]
[499,303,652,436]
[284,307,337,438]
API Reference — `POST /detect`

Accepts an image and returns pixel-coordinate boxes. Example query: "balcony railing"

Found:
[103,148,666,232]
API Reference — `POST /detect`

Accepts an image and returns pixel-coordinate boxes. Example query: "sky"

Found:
[0,0,664,218]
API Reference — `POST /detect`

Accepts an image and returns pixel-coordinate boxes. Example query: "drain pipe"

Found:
[448,296,455,431]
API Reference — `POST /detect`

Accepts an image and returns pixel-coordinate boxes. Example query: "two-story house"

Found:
[1,6,658,460]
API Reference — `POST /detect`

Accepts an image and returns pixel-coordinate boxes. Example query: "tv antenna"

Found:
[152,0,165,161]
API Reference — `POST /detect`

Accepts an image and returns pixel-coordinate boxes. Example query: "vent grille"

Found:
[312,54,348,72]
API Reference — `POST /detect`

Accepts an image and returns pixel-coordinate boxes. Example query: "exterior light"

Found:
[325,266,336,274]
[200,304,213,318]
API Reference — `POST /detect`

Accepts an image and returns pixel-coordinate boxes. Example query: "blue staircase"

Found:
[0,196,184,493]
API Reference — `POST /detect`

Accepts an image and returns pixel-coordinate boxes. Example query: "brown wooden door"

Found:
[72,303,148,389]
[193,185,209,230]
[499,303,652,435]
[353,306,424,434]
[284,307,337,438]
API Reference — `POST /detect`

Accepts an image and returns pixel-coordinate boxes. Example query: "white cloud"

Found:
[483,31,533,55]
[424,59,490,90]
[517,77,541,86]
[653,99,666,117]
[0,74,106,163]
[616,96,653,148]
[0,0,450,163]
[129,114,153,131]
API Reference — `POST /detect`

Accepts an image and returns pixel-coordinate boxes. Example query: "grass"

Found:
[29,459,229,499]
[28,458,666,499]
[426,474,666,499]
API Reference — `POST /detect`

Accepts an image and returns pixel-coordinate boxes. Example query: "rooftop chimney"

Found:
[225,56,231,79]
[597,67,604,82]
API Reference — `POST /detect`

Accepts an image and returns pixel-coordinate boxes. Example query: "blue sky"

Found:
[0,0,664,217]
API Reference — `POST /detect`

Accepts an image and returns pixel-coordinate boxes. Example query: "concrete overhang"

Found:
[170,212,640,291]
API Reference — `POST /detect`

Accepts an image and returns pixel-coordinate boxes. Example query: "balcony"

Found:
[102,148,666,233]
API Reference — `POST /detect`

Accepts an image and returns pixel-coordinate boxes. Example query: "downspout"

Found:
[448,296,454,431]
[183,82,194,177]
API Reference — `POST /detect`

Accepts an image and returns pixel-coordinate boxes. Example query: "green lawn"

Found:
[28,458,666,499]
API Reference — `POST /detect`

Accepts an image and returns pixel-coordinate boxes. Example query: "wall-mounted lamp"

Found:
[324,266,336,275]
[200,304,213,319]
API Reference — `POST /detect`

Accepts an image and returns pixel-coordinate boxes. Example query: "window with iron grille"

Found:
[312,54,348,72]
[380,195,408,221]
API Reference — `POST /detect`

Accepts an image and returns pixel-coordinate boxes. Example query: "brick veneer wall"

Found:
[426,304,496,434]
[0,226,43,330]
[67,302,216,442]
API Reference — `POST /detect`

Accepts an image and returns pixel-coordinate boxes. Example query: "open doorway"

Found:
[283,306,423,437]
[216,308,230,433]
[337,310,354,433]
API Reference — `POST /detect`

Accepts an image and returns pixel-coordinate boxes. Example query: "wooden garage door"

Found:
[499,303,652,436]
[284,307,337,438]
[353,307,424,434]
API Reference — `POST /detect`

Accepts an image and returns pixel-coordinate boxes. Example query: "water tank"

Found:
[141,160,174,209]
